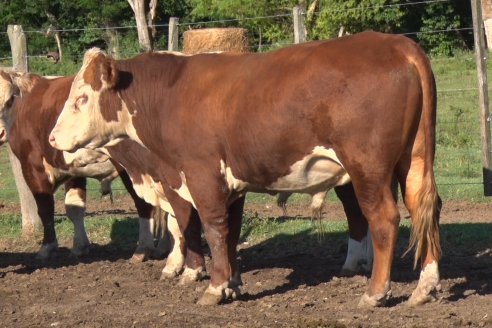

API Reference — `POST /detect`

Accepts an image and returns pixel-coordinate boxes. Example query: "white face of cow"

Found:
[0,71,20,145]
[49,48,129,152]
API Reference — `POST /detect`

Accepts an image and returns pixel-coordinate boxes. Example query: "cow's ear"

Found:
[101,58,119,90]
[11,72,36,95]
[82,48,119,91]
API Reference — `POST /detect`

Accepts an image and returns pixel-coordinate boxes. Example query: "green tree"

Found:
[310,0,405,40]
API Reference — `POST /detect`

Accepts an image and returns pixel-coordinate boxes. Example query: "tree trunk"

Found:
[7,25,41,236]
[147,0,158,45]
[7,146,41,237]
[106,27,119,59]
[128,0,153,51]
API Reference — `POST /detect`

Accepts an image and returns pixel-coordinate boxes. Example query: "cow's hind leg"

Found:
[116,169,157,263]
[353,181,400,308]
[397,156,441,306]
[335,184,372,276]
[227,196,245,295]
[64,178,90,256]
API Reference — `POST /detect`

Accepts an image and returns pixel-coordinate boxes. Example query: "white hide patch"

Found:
[127,173,175,215]
[65,188,86,208]
[268,146,350,192]
[220,160,249,192]
[172,171,196,208]
[342,235,373,273]
[119,100,148,149]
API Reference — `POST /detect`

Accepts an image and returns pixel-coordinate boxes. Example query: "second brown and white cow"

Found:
[50,31,441,307]
[0,70,166,262]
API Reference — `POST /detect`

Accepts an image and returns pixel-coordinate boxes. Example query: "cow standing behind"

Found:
[0,71,168,262]
[50,31,441,307]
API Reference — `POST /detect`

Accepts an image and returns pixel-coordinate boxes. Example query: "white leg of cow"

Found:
[407,261,440,306]
[130,217,156,263]
[340,231,373,276]
[65,188,90,256]
[160,214,186,279]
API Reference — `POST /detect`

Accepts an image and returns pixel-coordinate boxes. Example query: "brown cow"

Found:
[0,71,373,279]
[50,31,441,307]
[0,70,165,262]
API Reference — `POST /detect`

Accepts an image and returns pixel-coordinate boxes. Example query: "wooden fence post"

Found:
[471,0,492,196]
[168,17,179,51]
[6,25,42,235]
[7,25,28,72]
[293,6,306,44]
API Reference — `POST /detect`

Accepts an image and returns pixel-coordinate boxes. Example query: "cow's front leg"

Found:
[161,213,186,279]
[161,186,205,281]
[197,213,233,306]
[64,178,90,257]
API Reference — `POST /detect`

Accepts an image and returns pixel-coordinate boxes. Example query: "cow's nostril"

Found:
[48,134,56,145]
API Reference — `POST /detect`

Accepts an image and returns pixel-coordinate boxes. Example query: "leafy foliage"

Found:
[0,0,476,72]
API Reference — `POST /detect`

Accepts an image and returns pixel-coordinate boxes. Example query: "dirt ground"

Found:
[0,198,491,328]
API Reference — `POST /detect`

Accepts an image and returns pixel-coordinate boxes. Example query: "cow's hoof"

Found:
[160,265,183,280]
[71,244,90,257]
[130,246,153,264]
[197,291,223,306]
[197,284,240,306]
[358,289,391,308]
[407,261,440,306]
[178,267,206,285]
[130,252,147,264]
[36,241,59,261]
[407,284,440,306]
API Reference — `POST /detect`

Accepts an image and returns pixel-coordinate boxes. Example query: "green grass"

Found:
[1,211,491,256]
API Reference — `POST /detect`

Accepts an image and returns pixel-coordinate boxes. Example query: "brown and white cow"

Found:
[50,31,441,307]
[0,70,168,262]
[0,70,201,279]
[0,70,371,286]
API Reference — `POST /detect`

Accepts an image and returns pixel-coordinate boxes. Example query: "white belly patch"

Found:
[267,146,350,192]
[130,173,175,215]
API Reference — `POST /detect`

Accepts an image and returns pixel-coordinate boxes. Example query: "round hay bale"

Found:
[183,28,249,55]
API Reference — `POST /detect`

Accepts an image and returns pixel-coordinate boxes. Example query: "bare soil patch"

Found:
[1,198,491,327]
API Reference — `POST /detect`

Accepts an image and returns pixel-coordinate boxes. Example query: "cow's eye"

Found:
[4,95,15,108]
[76,94,88,107]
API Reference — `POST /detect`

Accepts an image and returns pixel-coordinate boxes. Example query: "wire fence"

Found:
[0,0,490,203]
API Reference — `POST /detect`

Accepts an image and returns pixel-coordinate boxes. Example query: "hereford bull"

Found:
[0,70,169,262]
[0,72,375,278]
[50,31,441,307]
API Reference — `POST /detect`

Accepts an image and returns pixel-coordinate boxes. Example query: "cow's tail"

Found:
[403,41,441,269]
